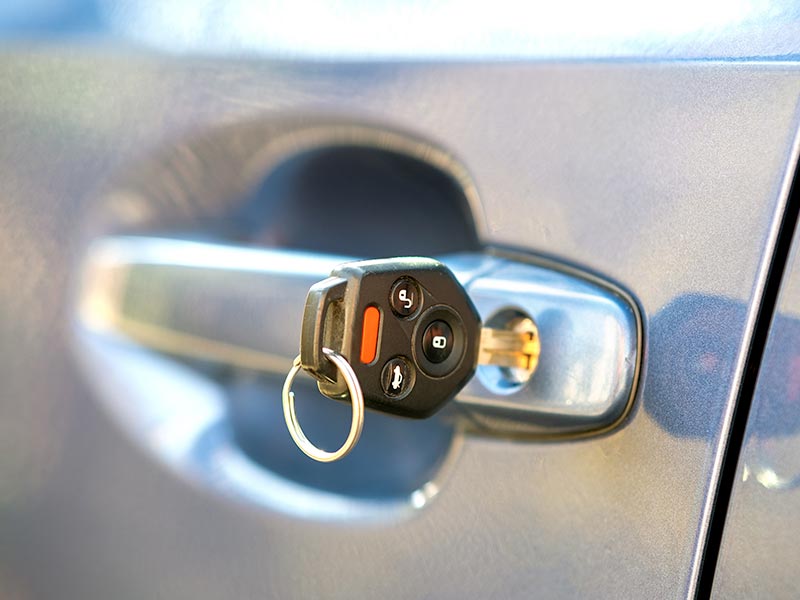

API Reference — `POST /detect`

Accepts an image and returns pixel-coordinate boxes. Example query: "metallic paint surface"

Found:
[1,56,800,598]
[713,226,800,598]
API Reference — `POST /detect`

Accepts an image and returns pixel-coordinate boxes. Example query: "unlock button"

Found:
[390,278,421,318]
[422,320,454,363]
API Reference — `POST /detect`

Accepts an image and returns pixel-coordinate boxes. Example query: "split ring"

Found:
[282,348,364,463]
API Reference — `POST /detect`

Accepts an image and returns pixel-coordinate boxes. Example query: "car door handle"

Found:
[71,235,641,518]
[76,235,641,436]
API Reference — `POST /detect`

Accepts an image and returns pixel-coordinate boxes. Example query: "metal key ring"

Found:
[282,348,364,463]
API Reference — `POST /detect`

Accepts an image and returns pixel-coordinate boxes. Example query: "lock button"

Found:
[422,320,454,363]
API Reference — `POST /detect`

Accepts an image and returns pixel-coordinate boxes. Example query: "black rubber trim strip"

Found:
[694,157,800,597]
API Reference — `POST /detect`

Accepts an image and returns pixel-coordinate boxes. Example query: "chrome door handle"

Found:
[75,235,641,437]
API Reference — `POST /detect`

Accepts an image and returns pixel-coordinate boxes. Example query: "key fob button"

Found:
[381,356,415,398]
[390,278,422,318]
[422,320,454,363]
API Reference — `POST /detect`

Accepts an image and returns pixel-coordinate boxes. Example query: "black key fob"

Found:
[300,257,481,418]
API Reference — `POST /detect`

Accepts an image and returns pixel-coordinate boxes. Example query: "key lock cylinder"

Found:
[283,257,541,462]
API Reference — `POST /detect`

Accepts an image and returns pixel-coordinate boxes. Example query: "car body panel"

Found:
[713,223,800,598]
[1,56,800,598]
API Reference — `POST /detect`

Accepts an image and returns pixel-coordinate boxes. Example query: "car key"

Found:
[282,257,541,462]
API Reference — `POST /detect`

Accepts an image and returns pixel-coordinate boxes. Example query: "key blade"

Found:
[478,319,541,373]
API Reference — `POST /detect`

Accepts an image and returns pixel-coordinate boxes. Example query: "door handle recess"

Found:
[76,236,641,437]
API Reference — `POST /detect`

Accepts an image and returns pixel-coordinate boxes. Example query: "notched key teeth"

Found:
[478,318,541,373]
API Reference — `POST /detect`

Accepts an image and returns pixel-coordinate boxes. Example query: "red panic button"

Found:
[360,306,381,364]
